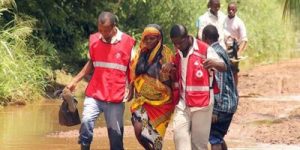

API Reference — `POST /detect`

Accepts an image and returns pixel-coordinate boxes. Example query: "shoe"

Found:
[62,88,76,113]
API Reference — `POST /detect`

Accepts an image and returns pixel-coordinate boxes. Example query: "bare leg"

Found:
[132,119,153,150]
[221,141,228,150]
[81,144,90,150]
[233,73,238,87]
[211,141,228,150]
[211,144,222,150]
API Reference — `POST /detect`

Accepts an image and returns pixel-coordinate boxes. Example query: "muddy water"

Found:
[0,99,172,150]
[0,100,80,150]
[1,98,300,150]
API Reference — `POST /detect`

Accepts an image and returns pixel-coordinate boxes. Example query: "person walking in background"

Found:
[168,24,226,150]
[196,0,226,48]
[202,25,238,150]
[224,1,248,86]
[129,24,178,150]
[66,11,135,150]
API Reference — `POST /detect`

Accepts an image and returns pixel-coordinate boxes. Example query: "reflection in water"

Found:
[0,100,81,150]
[1,99,299,149]
[0,100,143,150]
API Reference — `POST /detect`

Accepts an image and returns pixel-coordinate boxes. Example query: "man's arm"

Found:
[66,59,93,91]
[238,19,248,56]
[196,16,207,40]
[238,40,247,56]
[203,59,226,72]
[197,25,206,40]
[204,46,227,72]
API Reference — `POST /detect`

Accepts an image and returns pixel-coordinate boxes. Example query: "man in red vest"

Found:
[66,11,135,150]
[169,24,226,150]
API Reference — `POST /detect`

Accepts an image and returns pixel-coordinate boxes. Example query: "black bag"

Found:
[58,99,81,126]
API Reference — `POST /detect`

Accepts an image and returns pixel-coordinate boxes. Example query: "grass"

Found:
[0,0,52,105]
[0,0,299,106]
[235,0,297,69]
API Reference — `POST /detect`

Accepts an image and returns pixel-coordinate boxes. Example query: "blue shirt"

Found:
[211,42,238,114]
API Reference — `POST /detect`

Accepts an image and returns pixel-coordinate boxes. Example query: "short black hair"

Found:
[98,11,118,26]
[209,0,220,5]
[202,25,219,42]
[170,24,188,39]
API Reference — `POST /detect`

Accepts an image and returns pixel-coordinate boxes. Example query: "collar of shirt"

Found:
[178,37,198,58]
[207,9,224,20]
[227,15,236,22]
[98,28,122,44]
[211,41,219,47]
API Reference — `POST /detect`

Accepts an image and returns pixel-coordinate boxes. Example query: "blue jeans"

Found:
[209,112,234,145]
[79,97,124,150]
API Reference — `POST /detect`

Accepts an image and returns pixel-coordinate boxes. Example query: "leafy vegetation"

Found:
[234,0,296,67]
[0,0,52,105]
[0,0,298,105]
[283,0,300,27]
[13,0,207,71]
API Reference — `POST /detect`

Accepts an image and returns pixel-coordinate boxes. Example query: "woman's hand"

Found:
[160,63,177,81]
[212,114,218,124]
[161,63,175,73]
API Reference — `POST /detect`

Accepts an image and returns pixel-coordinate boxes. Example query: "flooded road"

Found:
[0,100,80,150]
[1,97,300,150]
[2,57,300,150]
[0,99,167,150]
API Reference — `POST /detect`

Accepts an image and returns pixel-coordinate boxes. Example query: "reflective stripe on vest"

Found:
[186,86,209,92]
[93,61,127,72]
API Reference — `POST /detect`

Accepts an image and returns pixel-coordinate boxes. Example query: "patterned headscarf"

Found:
[130,24,163,81]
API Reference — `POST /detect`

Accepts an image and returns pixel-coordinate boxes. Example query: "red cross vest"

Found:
[85,32,135,103]
[174,39,219,107]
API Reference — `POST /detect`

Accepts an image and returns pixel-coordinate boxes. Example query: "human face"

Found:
[143,35,160,50]
[228,4,237,19]
[171,36,190,52]
[98,22,116,42]
[210,0,220,16]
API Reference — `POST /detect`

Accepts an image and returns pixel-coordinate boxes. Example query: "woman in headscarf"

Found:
[129,24,178,150]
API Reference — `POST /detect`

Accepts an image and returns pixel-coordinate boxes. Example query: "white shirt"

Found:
[98,27,122,44]
[224,15,248,44]
[177,37,224,111]
[197,9,226,48]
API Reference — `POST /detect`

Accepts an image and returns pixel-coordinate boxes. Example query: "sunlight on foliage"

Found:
[0,0,52,105]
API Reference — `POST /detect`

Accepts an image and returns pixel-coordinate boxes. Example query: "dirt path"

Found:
[49,58,300,149]
[226,58,300,147]
[238,58,300,97]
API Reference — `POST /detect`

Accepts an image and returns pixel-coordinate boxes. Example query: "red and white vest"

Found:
[85,32,135,103]
[174,40,218,107]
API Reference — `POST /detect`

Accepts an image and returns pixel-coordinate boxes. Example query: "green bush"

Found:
[0,0,297,105]
[0,0,52,105]
[14,0,296,71]
[234,0,296,68]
